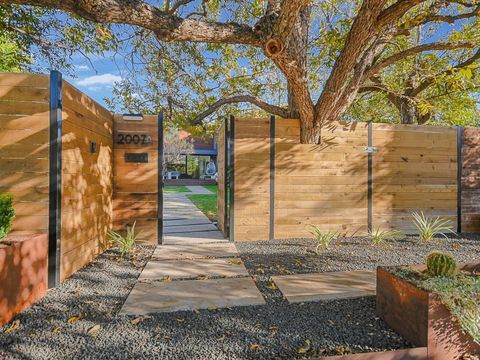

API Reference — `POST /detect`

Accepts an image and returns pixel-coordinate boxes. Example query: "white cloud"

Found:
[76,73,122,87]
[75,64,90,71]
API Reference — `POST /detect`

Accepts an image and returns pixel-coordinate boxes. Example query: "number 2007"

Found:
[116,133,153,145]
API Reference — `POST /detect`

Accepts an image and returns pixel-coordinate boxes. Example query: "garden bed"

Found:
[377,264,480,359]
[0,244,412,359]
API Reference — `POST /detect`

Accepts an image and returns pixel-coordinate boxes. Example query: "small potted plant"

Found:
[377,252,480,359]
[0,193,48,326]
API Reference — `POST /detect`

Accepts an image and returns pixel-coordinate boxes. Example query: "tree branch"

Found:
[365,41,475,78]
[2,0,262,46]
[410,48,480,96]
[191,95,289,124]
[273,0,309,40]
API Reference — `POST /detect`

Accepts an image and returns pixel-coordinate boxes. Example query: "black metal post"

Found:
[367,122,373,233]
[158,112,164,244]
[223,118,229,238]
[48,70,62,288]
[269,115,275,240]
[228,115,235,242]
[457,126,463,233]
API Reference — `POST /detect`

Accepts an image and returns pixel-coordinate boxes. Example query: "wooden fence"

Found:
[0,71,165,284]
[218,117,480,241]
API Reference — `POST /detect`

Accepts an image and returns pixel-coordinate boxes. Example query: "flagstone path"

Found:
[121,186,378,315]
[121,186,265,314]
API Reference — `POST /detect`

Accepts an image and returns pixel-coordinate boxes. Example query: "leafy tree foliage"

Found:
[2,0,480,142]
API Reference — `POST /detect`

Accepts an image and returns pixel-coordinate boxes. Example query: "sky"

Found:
[62,51,123,109]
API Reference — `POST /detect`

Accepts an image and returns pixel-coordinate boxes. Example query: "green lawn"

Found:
[188,192,217,221]
[164,185,191,193]
[202,184,218,194]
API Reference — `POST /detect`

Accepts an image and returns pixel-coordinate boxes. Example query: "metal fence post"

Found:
[48,70,62,288]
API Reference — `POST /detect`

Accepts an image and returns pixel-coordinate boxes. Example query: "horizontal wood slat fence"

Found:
[0,71,162,286]
[218,117,480,241]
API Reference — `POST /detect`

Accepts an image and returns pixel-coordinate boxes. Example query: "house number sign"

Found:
[116,132,153,145]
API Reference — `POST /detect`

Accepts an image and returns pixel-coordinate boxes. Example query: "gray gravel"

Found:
[0,243,411,359]
[237,235,480,278]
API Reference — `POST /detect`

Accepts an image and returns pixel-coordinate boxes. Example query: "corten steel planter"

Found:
[377,265,480,360]
[0,234,48,326]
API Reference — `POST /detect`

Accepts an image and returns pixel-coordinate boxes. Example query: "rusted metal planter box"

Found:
[377,266,480,360]
[0,234,48,326]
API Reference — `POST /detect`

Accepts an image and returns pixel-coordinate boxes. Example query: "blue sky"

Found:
[62,51,124,109]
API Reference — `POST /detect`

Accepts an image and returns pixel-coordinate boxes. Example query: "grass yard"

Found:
[164,185,191,193]
[188,185,217,221]
[202,184,218,194]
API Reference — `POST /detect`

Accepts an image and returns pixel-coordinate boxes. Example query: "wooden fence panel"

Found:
[60,81,114,280]
[112,114,159,244]
[462,127,480,232]
[275,119,368,238]
[233,117,270,240]
[217,123,226,235]
[0,73,50,234]
[372,124,457,233]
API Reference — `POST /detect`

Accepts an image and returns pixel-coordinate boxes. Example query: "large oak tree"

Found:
[3,0,479,143]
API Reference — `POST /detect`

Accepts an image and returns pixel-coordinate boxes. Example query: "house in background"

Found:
[164,130,218,185]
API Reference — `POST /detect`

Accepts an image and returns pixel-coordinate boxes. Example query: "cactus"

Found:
[425,252,457,277]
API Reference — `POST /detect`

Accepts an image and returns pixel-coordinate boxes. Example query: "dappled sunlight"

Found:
[0,73,50,234]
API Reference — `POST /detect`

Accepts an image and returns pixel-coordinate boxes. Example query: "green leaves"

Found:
[0,192,15,240]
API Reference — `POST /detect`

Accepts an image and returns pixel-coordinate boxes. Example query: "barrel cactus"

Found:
[425,252,457,277]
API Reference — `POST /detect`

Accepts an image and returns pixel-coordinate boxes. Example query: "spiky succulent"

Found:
[425,252,457,277]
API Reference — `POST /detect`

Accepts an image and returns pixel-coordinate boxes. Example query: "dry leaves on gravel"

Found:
[87,324,101,336]
[4,320,20,334]
[250,344,264,351]
[131,315,152,325]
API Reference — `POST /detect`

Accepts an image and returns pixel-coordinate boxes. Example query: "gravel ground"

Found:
[237,235,480,277]
[0,243,411,359]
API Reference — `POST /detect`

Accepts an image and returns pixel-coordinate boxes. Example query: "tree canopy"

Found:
[1,0,479,142]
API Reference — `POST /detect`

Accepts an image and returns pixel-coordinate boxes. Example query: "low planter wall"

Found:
[0,234,48,326]
[377,266,480,360]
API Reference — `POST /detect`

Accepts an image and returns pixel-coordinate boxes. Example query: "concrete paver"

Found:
[139,257,248,280]
[120,277,265,315]
[272,270,376,303]
[152,243,238,260]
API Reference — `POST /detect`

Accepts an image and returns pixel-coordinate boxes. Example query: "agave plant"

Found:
[369,227,402,245]
[307,225,338,254]
[412,212,455,242]
[108,222,137,257]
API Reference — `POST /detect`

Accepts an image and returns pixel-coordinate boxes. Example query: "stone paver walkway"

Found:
[163,186,223,245]
[272,270,376,303]
[121,186,265,314]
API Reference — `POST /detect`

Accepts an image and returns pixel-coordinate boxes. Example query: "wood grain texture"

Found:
[229,118,463,240]
[0,73,50,234]
[112,114,158,244]
[232,118,270,241]
[60,81,114,280]
[274,119,368,238]
[372,123,457,233]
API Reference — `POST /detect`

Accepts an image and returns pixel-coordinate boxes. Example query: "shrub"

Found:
[0,193,15,240]
[108,222,137,257]
[425,252,458,277]
[307,225,337,254]
[369,227,402,245]
[412,211,454,242]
